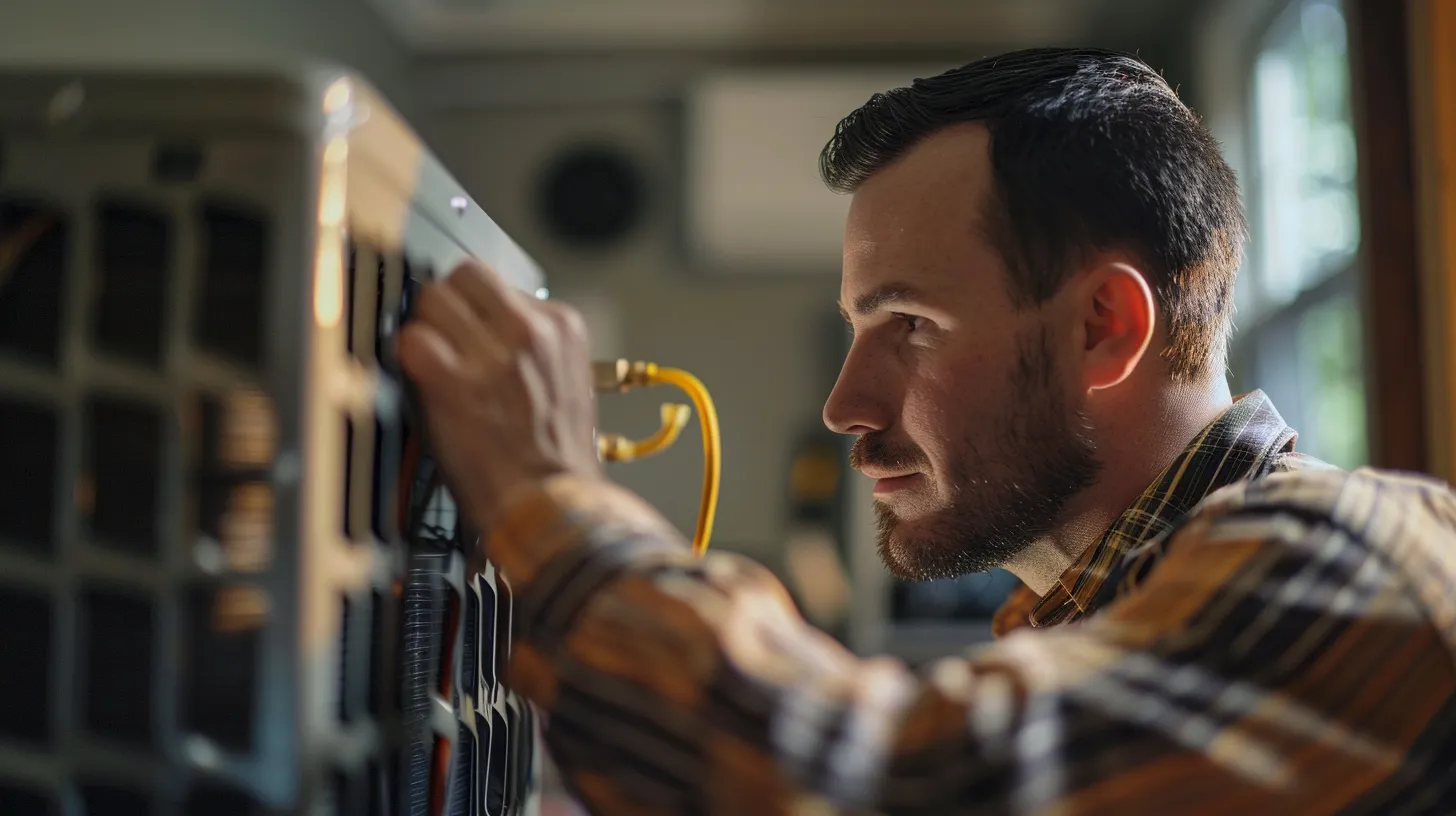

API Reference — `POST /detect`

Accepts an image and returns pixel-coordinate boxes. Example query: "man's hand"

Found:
[396,259,600,533]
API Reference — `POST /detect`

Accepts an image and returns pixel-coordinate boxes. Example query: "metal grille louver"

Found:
[0,66,544,816]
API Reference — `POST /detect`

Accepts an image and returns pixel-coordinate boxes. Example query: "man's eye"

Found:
[894,313,921,331]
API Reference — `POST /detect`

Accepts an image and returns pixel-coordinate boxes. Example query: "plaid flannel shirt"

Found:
[491,391,1456,814]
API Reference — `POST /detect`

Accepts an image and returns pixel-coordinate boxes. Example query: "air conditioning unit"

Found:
[0,64,543,815]
[683,67,950,274]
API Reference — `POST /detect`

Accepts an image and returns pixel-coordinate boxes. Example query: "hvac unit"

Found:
[0,65,543,815]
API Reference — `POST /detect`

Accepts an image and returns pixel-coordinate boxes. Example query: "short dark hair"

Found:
[819,47,1246,381]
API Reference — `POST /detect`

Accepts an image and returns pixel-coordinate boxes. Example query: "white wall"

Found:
[0,0,414,115]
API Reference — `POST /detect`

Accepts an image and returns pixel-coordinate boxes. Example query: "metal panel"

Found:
[0,64,542,816]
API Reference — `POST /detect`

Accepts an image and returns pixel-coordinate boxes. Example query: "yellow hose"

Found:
[592,360,721,557]
[644,367,720,558]
[598,403,691,462]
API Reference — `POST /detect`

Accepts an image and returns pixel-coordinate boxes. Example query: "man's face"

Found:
[824,123,1102,581]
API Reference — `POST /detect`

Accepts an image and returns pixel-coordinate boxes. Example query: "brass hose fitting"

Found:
[592,359,720,557]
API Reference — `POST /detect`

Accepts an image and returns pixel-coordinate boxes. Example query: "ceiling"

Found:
[368,0,1202,55]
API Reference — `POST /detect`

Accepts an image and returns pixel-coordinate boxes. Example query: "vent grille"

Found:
[0,91,540,813]
[0,162,286,806]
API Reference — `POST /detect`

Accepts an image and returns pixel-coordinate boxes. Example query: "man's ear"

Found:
[1077,262,1155,392]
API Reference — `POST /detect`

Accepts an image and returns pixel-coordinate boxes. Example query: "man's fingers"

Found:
[413,281,510,366]
[538,300,591,395]
[396,322,460,390]
[446,260,533,348]
[538,300,589,346]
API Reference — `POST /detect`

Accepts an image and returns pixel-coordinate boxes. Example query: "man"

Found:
[399,48,1456,813]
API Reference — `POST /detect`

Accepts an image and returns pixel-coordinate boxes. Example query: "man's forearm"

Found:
[488,474,895,812]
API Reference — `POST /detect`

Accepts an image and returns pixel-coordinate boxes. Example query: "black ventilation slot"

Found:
[85,397,164,558]
[80,588,156,748]
[436,591,461,695]
[81,782,154,816]
[509,703,535,810]
[484,709,508,816]
[376,252,405,369]
[348,245,381,365]
[350,417,375,545]
[519,707,537,802]
[150,142,205,184]
[0,397,58,555]
[332,769,361,816]
[342,415,378,545]
[400,258,421,320]
[366,758,388,816]
[448,721,475,816]
[0,197,67,367]
[0,782,58,816]
[478,579,498,693]
[371,415,401,544]
[196,203,267,368]
[182,782,258,816]
[342,416,356,542]
[506,703,523,812]
[492,579,513,703]
[338,594,370,724]
[94,200,170,366]
[181,586,260,753]
[369,588,394,721]
[462,585,479,697]
[338,595,353,723]
[345,244,359,358]
[0,587,53,744]
[505,702,526,813]
[376,754,402,816]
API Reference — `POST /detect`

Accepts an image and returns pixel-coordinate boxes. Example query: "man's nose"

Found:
[823,349,889,436]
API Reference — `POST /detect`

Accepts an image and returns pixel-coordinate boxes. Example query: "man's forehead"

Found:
[845,126,995,248]
[840,124,999,307]
[850,123,993,207]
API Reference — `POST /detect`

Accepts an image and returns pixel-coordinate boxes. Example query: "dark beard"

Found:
[858,328,1102,581]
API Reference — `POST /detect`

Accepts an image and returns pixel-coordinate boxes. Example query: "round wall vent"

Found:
[534,145,646,250]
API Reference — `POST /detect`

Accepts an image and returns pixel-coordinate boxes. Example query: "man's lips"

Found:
[861,468,923,495]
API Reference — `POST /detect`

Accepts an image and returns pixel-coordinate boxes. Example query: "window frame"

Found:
[1227,0,1371,468]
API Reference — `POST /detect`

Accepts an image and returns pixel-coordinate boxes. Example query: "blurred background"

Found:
[4,0,1451,728]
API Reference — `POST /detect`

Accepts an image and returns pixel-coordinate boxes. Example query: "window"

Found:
[1231,0,1368,469]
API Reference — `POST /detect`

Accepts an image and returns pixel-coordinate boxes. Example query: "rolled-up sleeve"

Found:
[489,473,1456,814]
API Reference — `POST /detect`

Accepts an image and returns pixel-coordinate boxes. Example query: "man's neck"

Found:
[1005,378,1234,597]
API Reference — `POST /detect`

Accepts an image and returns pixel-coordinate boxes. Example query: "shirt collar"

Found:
[1005,390,1298,632]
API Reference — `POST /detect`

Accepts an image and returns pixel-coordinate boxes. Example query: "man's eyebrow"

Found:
[837,283,927,320]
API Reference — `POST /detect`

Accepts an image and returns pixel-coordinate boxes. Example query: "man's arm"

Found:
[494,472,1456,814]
[392,263,1456,812]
